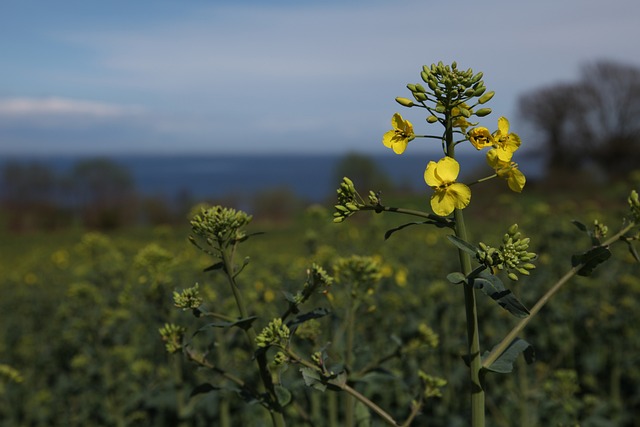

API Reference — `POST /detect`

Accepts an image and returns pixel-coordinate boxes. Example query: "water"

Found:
[0,152,543,202]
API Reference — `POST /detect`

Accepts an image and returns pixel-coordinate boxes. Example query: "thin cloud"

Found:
[0,97,144,119]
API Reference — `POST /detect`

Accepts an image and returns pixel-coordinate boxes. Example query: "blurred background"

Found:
[1,0,640,230]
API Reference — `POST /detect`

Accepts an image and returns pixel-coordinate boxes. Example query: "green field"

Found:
[1,184,639,427]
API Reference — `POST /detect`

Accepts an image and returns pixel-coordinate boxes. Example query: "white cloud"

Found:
[0,97,143,119]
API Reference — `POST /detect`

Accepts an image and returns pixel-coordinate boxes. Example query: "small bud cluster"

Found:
[173,283,203,310]
[159,323,186,354]
[399,61,493,124]
[256,318,290,349]
[418,370,447,399]
[593,219,608,241]
[334,255,383,299]
[273,351,289,366]
[334,177,382,223]
[477,224,537,281]
[190,206,253,251]
[418,323,439,349]
[629,190,640,223]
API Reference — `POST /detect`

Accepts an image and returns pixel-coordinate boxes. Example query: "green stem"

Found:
[468,174,498,186]
[220,246,287,427]
[447,117,485,427]
[481,222,636,370]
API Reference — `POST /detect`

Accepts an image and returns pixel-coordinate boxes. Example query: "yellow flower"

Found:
[468,127,494,150]
[383,113,415,154]
[486,149,526,192]
[424,157,471,216]
[492,117,521,157]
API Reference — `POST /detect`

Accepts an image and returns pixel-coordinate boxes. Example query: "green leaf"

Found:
[384,220,447,240]
[571,220,588,232]
[472,271,529,318]
[203,261,224,272]
[326,371,348,391]
[287,308,330,329]
[195,316,258,335]
[274,385,292,407]
[446,235,478,256]
[482,338,535,374]
[300,367,326,392]
[190,383,221,397]
[446,272,467,284]
[571,246,612,276]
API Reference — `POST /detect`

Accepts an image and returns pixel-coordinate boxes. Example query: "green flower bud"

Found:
[473,86,486,97]
[415,84,427,93]
[426,115,439,123]
[471,72,483,84]
[407,83,417,92]
[421,70,430,83]
[478,91,495,104]
[413,92,428,102]
[459,107,471,118]
[475,108,492,117]
[508,272,519,281]
[395,97,415,107]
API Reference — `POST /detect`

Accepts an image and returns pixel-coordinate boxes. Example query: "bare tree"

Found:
[518,60,640,179]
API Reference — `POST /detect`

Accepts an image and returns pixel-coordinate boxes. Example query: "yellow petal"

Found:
[435,157,460,183]
[392,138,408,154]
[382,130,395,148]
[507,169,526,193]
[497,116,509,135]
[430,183,471,216]
[424,161,439,186]
[390,113,404,130]
[449,183,471,209]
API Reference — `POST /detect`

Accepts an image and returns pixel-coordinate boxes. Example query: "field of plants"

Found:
[1,180,639,426]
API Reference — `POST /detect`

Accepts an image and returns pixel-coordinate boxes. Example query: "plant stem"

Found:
[447,113,485,427]
[481,222,636,370]
[220,246,287,427]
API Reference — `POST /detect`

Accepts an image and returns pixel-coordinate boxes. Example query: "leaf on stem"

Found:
[471,271,530,318]
[482,338,535,374]
[190,383,222,397]
[446,235,478,256]
[203,261,224,272]
[571,246,612,276]
[194,316,258,335]
[286,307,331,329]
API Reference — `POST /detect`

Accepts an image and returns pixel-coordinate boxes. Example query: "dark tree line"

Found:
[518,60,640,180]
[1,158,141,231]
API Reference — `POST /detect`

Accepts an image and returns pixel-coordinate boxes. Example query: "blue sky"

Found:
[1,0,640,155]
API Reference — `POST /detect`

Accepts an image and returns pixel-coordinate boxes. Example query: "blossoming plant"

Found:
[335,61,640,426]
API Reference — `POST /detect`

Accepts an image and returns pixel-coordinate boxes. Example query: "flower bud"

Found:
[475,108,492,117]
[413,92,428,102]
[421,70,430,83]
[426,115,439,123]
[470,72,483,84]
[407,83,417,92]
[473,86,486,97]
[395,97,415,107]
[478,91,495,104]
[414,84,427,93]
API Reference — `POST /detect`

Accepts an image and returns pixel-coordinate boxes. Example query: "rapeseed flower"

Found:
[424,157,471,216]
[492,117,521,161]
[383,113,415,154]
[468,127,493,150]
[486,149,526,193]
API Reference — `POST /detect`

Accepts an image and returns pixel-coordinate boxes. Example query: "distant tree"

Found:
[332,152,393,195]
[69,158,138,229]
[0,162,66,231]
[518,60,640,179]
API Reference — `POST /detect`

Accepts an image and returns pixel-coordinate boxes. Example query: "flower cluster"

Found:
[333,177,380,222]
[256,318,291,349]
[159,323,186,354]
[173,283,204,310]
[469,117,526,192]
[189,206,253,253]
[476,224,537,281]
[629,190,640,222]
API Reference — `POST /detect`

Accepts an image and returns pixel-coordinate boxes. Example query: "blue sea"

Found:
[1,152,543,202]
